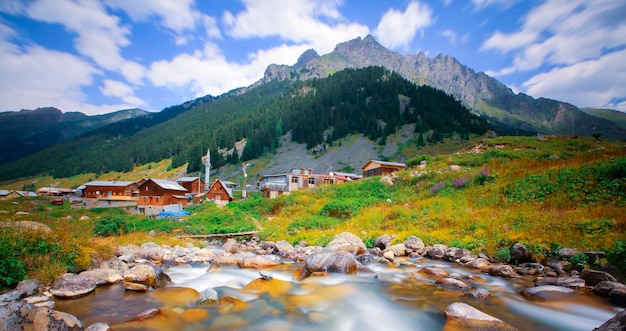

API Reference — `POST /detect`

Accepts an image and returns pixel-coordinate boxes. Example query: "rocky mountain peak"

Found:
[294,49,319,69]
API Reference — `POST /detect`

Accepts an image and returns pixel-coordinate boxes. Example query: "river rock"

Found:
[138,243,167,262]
[324,232,366,255]
[124,264,157,287]
[418,267,449,279]
[580,269,617,286]
[50,273,96,299]
[381,250,394,262]
[297,251,361,280]
[594,309,626,331]
[489,264,516,278]
[610,288,626,305]
[466,288,491,301]
[535,276,585,288]
[444,302,519,331]
[386,243,407,257]
[436,277,469,290]
[404,236,426,255]
[0,289,25,302]
[16,279,39,297]
[520,285,576,301]
[444,247,471,262]
[23,294,50,305]
[355,252,373,265]
[123,281,149,291]
[374,234,395,250]
[427,244,447,259]
[222,238,239,254]
[80,268,123,285]
[275,240,296,257]
[465,258,492,272]
[592,281,626,298]
[237,255,281,269]
[510,243,531,263]
[197,288,219,305]
[0,301,83,331]
[87,322,111,331]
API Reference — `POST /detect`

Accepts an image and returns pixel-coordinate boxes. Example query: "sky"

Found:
[0,0,625,115]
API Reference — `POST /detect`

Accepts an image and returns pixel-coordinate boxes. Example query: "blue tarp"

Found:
[157,210,190,218]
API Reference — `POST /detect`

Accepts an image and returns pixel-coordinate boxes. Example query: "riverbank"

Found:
[1,232,625,330]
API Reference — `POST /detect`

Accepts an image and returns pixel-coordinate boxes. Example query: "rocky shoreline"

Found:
[1,232,625,330]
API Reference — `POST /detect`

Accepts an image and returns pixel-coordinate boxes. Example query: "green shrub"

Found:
[288,215,342,231]
[606,240,626,271]
[0,255,26,288]
[494,248,511,263]
[92,216,128,236]
[569,252,589,269]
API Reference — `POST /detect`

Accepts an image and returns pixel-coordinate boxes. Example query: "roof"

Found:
[147,178,188,192]
[222,180,236,187]
[0,190,9,196]
[332,172,362,179]
[209,179,234,199]
[176,177,200,182]
[83,181,136,187]
[362,160,406,169]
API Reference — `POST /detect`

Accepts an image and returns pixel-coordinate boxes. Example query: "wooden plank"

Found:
[177,230,258,240]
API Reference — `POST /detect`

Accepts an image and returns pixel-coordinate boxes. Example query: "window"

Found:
[308,177,315,185]
[291,176,298,184]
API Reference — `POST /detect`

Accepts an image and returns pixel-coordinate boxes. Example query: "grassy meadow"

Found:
[1,135,625,289]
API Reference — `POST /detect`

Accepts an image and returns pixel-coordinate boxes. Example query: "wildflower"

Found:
[452,177,468,188]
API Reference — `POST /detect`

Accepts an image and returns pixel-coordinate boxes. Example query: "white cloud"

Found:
[120,61,145,85]
[471,0,520,10]
[223,0,368,55]
[374,1,434,51]
[523,49,626,109]
[100,79,145,106]
[0,45,104,112]
[441,29,456,44]
[482,0,626,74]
[146,42,310,98]
[25,0,130,70]
[104,0,221,42]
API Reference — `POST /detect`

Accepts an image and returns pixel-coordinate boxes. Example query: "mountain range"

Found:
[0,35,625,183]
[255,35,626,139]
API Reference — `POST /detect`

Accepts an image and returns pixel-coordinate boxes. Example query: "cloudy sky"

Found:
[1,0,624,115]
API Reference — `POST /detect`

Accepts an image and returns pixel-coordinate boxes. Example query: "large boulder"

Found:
[580,269,617,286]
[79,268,123,285]
[296,251,362,280]
[324,232,366,255]
[0,301,83,330]
[465,258,492,272]
[443,247,472,262]
[427,244,447,259]
[489,265,516,278]
[274,240,296,257]
[373,234,395,250]
[509,243,531,263]
[520,285,576,301]
[237,255,281,269]
[50,273,96,299]
[592,281,626,297]
[594,309,626,331]
[222,238,239,254]
[16,279,39,297]
[385,243,407,257]
[404,236,426,254]
[444,302,519,331]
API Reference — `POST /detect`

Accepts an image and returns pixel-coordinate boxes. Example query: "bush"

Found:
[606,240,626,271]
[92,216,128,236]
[288,215,342,231]
[0,255,26,288]
[494,248,511,263]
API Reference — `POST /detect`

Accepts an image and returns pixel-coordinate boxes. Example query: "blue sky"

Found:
[1,0,624,115]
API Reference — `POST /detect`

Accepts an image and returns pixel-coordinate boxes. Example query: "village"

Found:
[1,155,405,217]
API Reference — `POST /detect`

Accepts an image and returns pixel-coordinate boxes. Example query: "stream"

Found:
[54,256,622,330]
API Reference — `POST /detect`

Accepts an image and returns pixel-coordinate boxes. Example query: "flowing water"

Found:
[55,256,622,330]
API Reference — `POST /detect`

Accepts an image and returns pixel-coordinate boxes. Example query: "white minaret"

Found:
[204,148,211,192]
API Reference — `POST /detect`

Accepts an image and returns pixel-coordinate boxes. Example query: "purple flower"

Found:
[430,182,445,194]
[452,177,468,188]
[480,168,489,177]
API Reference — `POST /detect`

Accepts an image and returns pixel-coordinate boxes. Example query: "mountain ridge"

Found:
[256,35,626,139]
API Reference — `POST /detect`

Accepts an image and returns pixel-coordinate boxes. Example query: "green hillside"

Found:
[581,108,626,130]
[0,66,488,182]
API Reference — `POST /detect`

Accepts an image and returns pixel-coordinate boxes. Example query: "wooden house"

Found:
[78,180,139,208]
[258,168,358,198]
[176,177,204,195]
[206,179,234,205]
[362,160,406,178]
[137,178,188,216]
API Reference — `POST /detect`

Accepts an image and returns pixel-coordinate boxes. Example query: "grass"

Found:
[1,135,625,289]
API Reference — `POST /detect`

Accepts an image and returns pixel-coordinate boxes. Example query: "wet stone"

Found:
[520,285,576,301]
[444,302,519,331]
